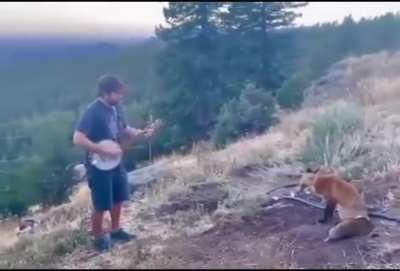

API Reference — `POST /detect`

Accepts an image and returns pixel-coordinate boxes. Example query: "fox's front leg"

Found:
[319,200,336,224]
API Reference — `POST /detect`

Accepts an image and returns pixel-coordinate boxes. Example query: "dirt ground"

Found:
[6,166,400,269]
[137,167,400,269]
[141,197,400,269]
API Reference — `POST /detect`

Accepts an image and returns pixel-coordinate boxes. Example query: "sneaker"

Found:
[94,233,112,252]
[110,228,136,243]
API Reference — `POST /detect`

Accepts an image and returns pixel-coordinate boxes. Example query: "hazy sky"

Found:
[1,2,400,40]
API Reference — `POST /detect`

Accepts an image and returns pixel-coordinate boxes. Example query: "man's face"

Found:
[104,88,126,106]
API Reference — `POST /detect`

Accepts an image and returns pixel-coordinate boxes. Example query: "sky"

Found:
[1,2,400,41]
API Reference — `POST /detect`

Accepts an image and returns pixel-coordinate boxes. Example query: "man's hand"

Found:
[143,119,163,139]
[125,127,146,141]
[144,127,156,139]
[122,119,163,144]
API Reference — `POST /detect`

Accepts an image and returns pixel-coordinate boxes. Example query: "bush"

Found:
[0,111,81,215]
[277,67,313,110]
[7,199,28,217]
[211,99,241,147]
[212,83,278,147]
[237,83,277,133]
[300,101,365,169]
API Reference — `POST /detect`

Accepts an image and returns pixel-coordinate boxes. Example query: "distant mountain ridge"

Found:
[0,36,148,68]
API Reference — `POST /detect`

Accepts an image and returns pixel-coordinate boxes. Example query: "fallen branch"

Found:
[265,183,299,195]
[265,196,400,223]
[262,196,324,210]
[265,182,387,212]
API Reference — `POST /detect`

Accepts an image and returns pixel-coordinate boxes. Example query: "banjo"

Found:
[90,119,163,170]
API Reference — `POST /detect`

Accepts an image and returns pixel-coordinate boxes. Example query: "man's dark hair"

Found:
[97,74,126,96]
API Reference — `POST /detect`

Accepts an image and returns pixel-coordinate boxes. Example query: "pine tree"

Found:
[155,2,227,148]
[221,2,307,92]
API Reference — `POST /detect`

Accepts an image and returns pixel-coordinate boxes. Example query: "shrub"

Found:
[212,83,278,147]
[300,101,365,169]
[277,67,313,110]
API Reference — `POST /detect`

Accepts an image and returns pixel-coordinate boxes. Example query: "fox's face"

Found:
[296,167,322,193]
[297,166,339,196]
[297,172,316,193]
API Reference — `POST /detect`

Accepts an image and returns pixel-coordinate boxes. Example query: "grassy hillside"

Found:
[3,51,400,268]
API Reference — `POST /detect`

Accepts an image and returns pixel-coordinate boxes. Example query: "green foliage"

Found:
[221,2,307,90]
[300,102,365,168]
[212,83,278,147]
[277,67,313,110]
[7,200,27,217]
[211,99,241,147]
[237,83,278,133]
[0,39,163,123]
[0,111,81,215]
[155,3,231,149]
[155,2,306,149]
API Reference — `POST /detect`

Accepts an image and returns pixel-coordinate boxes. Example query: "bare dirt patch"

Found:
[146,197,400,269]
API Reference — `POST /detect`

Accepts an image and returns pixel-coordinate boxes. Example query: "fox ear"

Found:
[306,167,319,174]
[306,167,314,173]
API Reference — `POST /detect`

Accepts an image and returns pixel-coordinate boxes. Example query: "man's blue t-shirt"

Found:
[75,98,127,163]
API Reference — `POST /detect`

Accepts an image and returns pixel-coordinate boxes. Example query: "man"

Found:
[73,74,156,252]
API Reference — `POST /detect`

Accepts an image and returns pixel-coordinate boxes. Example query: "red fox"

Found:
[297,167,374,242]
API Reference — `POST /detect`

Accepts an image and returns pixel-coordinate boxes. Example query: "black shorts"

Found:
[86,164,130,212]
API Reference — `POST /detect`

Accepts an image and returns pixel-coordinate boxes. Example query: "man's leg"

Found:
[110,202,122,232]
[92,211,105,237]
[110,166,135,242]
[87,165,113,251]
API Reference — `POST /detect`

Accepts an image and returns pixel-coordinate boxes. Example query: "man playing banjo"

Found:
[73,74,161,252]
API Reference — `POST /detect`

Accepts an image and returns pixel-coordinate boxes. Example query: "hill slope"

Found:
[3,50,400,268]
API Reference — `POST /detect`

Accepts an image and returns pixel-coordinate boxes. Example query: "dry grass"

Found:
[144,158,210,210]
[347,51,400,106]
[0,222,90,268]
[0,186,93,267]
[292,49,400,180]
[167,205,214,238]
[353,77,400,106]
[36,183,91,233]
[297,98,400,180]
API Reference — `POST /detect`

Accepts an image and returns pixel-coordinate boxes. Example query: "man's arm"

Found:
[116,104,147,142]
[122,126,147,142]
[73,130,102,154]
[73,131,122,157]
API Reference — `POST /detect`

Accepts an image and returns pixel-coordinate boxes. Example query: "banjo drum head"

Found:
[91,140,122,170]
